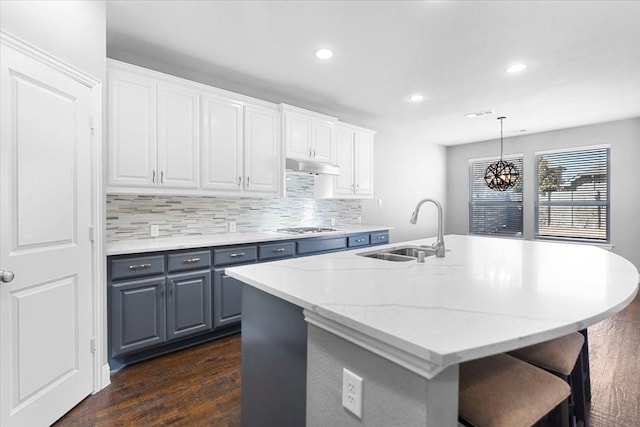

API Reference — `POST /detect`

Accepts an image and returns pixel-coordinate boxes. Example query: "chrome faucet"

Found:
[410,199,445,257]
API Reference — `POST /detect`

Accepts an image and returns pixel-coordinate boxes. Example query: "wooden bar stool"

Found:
[459,353,571,427]
[509,332,587,427]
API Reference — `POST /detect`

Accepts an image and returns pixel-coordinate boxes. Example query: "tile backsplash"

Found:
[106,173,362,241]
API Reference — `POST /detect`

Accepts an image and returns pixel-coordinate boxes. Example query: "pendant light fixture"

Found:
[484,116,519,191]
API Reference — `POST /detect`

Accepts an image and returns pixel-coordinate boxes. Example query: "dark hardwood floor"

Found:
[55,293,640,426]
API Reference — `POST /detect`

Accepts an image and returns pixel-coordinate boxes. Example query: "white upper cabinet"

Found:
[200,93,244,192]
[108,67,157,187]
[107,60,282,197]
[108,61,199,190]
[244,104,281,195]
[157,82,199,189]
[281,104,336,163]
[332,123,375,199]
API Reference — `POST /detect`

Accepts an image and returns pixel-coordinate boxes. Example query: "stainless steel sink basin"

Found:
[386,246,437,258]
[357,245,437,262]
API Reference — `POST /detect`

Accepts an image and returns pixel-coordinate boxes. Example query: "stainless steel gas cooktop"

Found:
[275,227,338,234]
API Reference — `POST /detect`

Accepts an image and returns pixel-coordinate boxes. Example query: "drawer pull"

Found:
[183,258,201,264]
[272,248,286,253]
[376,236,386,240]
[129,263,151,270]
[229,252,245,258]
[355,239,365,242]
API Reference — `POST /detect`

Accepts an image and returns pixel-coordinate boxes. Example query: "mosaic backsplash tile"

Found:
[107,173,363,241]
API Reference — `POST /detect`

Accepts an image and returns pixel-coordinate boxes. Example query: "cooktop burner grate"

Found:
[276,227,338,234]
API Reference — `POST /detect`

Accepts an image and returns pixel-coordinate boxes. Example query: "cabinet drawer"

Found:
[167,250,211,272]
[297,236,346,256]
[347,234,370,247]
[370,231,389,245]
[214,245,258,267]
[111,255,165,281]
[259,242,295,261]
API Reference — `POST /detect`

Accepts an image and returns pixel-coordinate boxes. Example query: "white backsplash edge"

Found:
[106,173,362,242]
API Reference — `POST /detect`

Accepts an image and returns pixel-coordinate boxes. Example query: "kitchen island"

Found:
[226,235,639,426]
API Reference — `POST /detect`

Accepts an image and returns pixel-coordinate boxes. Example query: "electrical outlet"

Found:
[228,221,237,233]
[357,216,362,224]
[377,198,383,207]
[150,224,160,237]
[342,368,363,419]
[330,217,336,226]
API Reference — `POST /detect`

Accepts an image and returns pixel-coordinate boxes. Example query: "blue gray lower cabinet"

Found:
[107,230,388,371]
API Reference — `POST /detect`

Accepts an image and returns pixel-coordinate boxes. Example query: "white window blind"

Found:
[469,156,523,236]
[535,147,609,242]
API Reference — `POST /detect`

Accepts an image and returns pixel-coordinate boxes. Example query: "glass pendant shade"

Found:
[485,117,519,191]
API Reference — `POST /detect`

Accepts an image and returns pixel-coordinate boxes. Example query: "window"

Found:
[535,146,609,243]
[469,156,523,236]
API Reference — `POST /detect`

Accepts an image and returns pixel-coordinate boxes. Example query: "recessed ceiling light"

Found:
[409,94,424,102]
[464,109,495,118]
[315,48,334,60]
[506,63,527,73]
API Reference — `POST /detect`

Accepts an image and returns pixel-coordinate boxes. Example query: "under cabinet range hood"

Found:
[285,158,340,175]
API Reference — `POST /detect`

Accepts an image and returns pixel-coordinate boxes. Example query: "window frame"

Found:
[468,154,524,238]
[534,144,610,244]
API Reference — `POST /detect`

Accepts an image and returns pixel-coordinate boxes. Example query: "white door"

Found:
[1,43,94,426]
[157,81,199,189]
[107,68,157,187]
[244,104,280,195]
[312,118,335,163]
[284,111,313,159]
[354,131,374,197]
[200,94,244,192]
[333,126,355,197]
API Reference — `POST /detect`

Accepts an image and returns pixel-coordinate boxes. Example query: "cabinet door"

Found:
[333,126,355,197]
[166,270,212,340]
[157,82,199,189]
[354,131,374,197]
[244,104,281,195]
[313,118,335,163]
[110,277,166,356]
[108,68,157,187]
[284,111,313,159]
[213,268,243,328]
[201,94,244,192]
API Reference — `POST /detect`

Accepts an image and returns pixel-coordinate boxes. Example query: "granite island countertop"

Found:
[106,224,391,256]
[226,234,639,378]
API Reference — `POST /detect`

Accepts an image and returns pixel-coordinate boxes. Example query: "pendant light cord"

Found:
[498,116,505,160]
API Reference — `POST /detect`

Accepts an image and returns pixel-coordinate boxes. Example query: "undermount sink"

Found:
[357,245,437,262]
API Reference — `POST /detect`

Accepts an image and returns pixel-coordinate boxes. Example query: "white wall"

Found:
[446,117,640,270]
[1,1,106,80]
[362,131,447,243]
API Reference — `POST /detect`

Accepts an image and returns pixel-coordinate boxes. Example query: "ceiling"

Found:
[106,1,640,146]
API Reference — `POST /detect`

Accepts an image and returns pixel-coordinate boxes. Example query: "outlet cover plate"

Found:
[342,368,363,419]
[150,224,160,237]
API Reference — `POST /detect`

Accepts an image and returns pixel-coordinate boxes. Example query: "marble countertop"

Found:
[226,234,639,378]
[106,225,391,256]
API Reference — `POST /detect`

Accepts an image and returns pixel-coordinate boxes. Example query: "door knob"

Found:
[0,270,15,283]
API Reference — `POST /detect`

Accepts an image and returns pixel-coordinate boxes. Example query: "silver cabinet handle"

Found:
[312,149,316,158]
[246,176,250,187]
[376,236,386,240]
[238,176,242,187]
[355,184,359,192]
[272,248,286,253]
[183,258,200,264]
[229,252,245,258]
[152,170,156,184]
[309,148,313,157]
[129,263,151,270]
[355,239,365,243]
[0,270,15,283]
[161,170,164,184]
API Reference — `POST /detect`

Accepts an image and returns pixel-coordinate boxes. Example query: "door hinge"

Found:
[89,226,95,242]
[90,338,96,353]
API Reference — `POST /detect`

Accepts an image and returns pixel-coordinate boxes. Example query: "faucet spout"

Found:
[409,198,445,257]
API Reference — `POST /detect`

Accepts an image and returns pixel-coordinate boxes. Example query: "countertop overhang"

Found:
[226,234,639,378]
